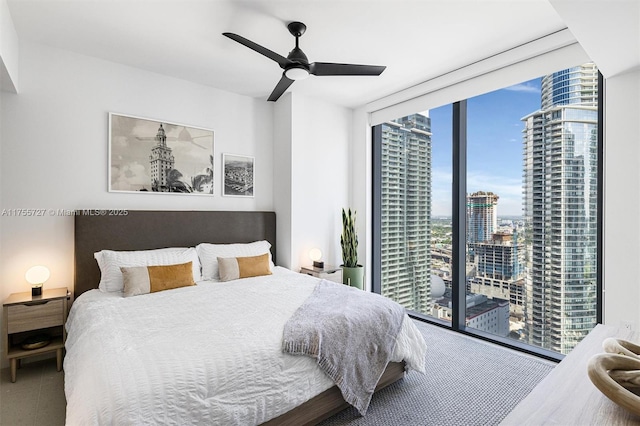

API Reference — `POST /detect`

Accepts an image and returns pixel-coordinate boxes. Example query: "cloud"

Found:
[111,162,151,191]
[503,83,540,94]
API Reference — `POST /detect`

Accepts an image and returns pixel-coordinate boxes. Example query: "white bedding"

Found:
[64,267,427,425]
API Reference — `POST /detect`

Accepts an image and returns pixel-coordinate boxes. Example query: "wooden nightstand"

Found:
[3,287,69,382]
[300,265,343,284]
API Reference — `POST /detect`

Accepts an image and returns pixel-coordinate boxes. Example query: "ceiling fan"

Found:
[223,21,386,102]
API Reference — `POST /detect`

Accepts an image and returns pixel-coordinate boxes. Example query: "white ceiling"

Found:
[7,0,572,108]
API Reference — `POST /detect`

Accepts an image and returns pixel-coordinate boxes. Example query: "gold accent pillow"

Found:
[217,253,272,282]
[121,262,195,297]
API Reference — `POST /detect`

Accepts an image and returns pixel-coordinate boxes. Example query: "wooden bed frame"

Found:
[73,210,405,425]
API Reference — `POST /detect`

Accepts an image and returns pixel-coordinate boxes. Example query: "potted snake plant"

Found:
[340,208,364,289]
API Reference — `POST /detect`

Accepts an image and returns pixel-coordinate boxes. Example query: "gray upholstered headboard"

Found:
[74,210,276,297]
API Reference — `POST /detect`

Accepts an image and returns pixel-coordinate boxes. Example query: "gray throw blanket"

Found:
[282,279,406,415]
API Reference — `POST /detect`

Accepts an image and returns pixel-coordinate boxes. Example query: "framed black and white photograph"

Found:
[222,153,254,197]
[109,113,214,195]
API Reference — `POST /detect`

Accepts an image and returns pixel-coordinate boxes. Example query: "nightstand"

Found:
[3,287,69,382]
[300,265,343,284]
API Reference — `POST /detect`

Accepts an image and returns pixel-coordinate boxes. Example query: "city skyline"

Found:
[378,62,599,355]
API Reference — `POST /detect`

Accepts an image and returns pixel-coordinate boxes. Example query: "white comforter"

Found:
[64,267,427,425]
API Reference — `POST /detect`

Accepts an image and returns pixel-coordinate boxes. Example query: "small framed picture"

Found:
[222,153,254,197]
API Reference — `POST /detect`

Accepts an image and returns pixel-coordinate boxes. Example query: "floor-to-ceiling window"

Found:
[373,62,601,357]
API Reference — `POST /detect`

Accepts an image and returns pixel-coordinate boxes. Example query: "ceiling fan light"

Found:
[285,66,309,80]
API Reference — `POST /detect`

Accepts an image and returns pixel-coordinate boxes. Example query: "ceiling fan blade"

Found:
[223,32,293,68]
[267,75,295,102]
[310,62,386,76]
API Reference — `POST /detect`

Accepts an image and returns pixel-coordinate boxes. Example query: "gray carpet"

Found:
[320,319,556,426]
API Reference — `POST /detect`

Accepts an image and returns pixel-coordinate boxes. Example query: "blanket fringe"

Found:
[318,356,373,415]
[282,340,319,356]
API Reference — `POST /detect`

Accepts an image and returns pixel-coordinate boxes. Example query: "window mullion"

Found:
[372,125,383,295]
[452,100,467,331]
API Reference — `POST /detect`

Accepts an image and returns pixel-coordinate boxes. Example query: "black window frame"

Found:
[371,72,604,362]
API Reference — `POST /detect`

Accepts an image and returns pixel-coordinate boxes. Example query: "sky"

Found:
[428,77,542,217]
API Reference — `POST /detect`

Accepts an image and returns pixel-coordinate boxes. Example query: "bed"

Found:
[67,210,427,425]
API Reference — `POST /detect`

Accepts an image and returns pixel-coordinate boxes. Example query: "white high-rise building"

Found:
[380,114,432,312]
[522,63,599,354]
[467,191,499,244]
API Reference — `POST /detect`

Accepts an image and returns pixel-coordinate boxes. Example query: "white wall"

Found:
[273,92,350,272]
[0,0,19,92]
[290,93,351,272]
[1,0,15,281]
[0,41,274,303]
[603,69,640,329]
[273,93,293,270]
[0,86,3,303]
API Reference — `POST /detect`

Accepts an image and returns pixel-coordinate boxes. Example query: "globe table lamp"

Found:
[25,265,50,297]
[309,248,324,269]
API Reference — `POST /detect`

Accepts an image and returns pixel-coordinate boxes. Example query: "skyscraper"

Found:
[149,123,174,192]
[467,191,499,244]
[469,232,525,319]
[380,114,432,312]
[522,63,599,354]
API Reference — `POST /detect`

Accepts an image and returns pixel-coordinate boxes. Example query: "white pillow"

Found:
[196,241,273,281]
[94,247,201,292]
